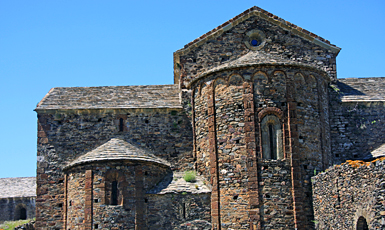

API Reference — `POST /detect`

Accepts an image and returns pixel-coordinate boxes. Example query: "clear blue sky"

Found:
[0,1,384,178]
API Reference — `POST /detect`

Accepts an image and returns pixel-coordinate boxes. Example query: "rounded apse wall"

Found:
[191,65,331,229]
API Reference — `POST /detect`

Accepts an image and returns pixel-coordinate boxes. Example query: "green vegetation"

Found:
[183,170,196,182]
[0,219,33,230]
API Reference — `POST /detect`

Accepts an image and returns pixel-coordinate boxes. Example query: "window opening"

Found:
[268,124,276,159]
[111,181,118,205]
[261,115,283,159]
[356,216,369,230]
[19,208,27,220]
[119,118,124,132]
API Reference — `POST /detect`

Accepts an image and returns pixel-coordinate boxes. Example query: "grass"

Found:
[183,171,196,182]
[0,219,32,230]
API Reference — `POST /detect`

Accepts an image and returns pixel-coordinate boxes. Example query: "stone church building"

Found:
[34,6,385,230]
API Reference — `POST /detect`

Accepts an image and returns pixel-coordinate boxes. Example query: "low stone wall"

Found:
[15,220,35,230]
[312,157,385,229]
[147,193,211,229]
[0,197,35,223]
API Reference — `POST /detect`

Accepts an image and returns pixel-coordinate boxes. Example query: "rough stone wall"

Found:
[146,193,211,229]
[191,65,330,229]
[312,158,385,229]
[329,95,385,163]
[194,84,211,185]
[36,108,193,229]
[175,14,337,88]
[0,197,35,222]
[259,160,294,229]
[214,75,248,229]
[65,161,170,229]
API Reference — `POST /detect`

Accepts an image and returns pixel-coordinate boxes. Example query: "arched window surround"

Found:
[258,107,285,160]
[105,170,126,206]
[14,204,27,220]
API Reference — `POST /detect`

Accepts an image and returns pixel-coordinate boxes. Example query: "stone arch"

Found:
[228,74,243,86]
[260,115,283,160]
[258,108,284,160]
[294,72,305,85]
[252,71,268,95]
[356,216,369,230]
[14,203,27,220]
[105,170,126,206]
[213,78,227,89]
[307,74,317,88]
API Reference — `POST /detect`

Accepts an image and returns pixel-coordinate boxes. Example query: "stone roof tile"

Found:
[338,77,385,102]
[65,138,170,169]
[36,84,182,110]
[0,177,36,198]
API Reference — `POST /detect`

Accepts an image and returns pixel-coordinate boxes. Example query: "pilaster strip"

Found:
[208,84,221,230]
[84,170,93,230]
[288,101,306,230]
[135,166,147,230]
[243,82,261,230]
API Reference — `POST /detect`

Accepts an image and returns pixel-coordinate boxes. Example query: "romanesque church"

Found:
[34,6,385,230]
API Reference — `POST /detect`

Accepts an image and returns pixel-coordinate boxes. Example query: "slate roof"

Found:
[65,138,170,169]
[35,84,182,110]
[0,177,36,199]
[190,50,321,86]
[338,77,385,102]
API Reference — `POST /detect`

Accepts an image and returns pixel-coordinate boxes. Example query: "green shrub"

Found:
[183,171,196,182]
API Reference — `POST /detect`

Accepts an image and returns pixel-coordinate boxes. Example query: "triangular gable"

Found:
[174,6,341,86]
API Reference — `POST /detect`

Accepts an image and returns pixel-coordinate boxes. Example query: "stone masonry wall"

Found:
[65,161,170,229]
[175,13,337,88]
[191,65,330,229]
[330,100,385,164]
[0,197,35,223]
[312,158,385,229]
[36,108,193,229]
[146,193,211,229]
[329,95,385,164]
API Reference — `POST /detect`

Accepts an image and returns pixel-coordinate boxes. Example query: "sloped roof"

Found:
[147,172,210,195]
[370,143,385,159]
[176,6,339,54]
[337,77,385,102]
[0,177,36,198]
[35,84,182,111]
[65,138,170,169]
[189,50,327,86]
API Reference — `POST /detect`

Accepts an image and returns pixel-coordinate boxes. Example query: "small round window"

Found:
[244,29,266,51]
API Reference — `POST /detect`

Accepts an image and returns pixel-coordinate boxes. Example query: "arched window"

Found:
[261,115,283,160]
[356,216,369,230]
[105,170,124,206]
[111,180,118,205]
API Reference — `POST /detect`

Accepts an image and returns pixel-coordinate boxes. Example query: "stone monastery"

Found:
[34,6,385,230]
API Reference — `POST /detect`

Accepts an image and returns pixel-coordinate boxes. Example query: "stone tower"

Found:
[174,6,340,229]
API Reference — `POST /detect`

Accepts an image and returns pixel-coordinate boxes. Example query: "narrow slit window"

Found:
[111,181,118,205]
[119,118,124,132]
